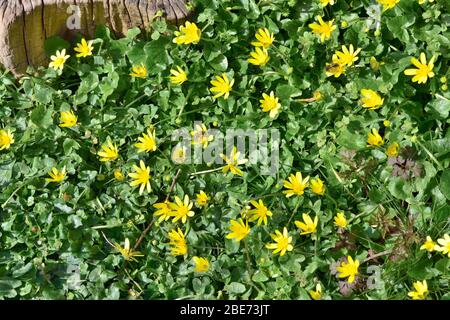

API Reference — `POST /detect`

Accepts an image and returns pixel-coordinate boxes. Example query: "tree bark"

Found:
[0,0,190,76]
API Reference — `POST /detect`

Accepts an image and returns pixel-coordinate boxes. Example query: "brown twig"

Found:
[133,169,182,251]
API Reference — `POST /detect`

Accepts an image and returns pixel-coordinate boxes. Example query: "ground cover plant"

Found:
[0,0,449,300]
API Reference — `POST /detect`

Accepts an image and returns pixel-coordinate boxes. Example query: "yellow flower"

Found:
[334,212,348,229]
[367,128,384,147]
[193,257,210,273]
[309,283,322,300]
[325,62,346,78]
[418,0,435,4]
[173,21,201,45]
[49,49,70,71]
[310,178,325,196]
[404,53,436,84]
[59,110,78,127]
[360,89,384,110]
[333,44,361,67]
[251,28,274,48]
[383,120,391,127]
[283,172,309,197]
[265,227,293,257]
[0,129,14,151]
[128,160,151,195]
[435,234,450,258]
[196,191,209,207]
[295,213,318,235]
[135,128,157,153]
[248,47,270,66]
[370,56,381,71]
[98,140,119,162]
[114,169,125,181]
[408,280,428,300]
[249,199,273,226]
[170,66,188,85]
[320,0,335,6]
[220,146,248,176]
[114,238,143,261]
[191,124,214,148]
[386,142,399,157]
[309,16,336,43]
[172,146,189,164]
[130,63,147,78]
[420,236,437,253]
[260,91,281,118]
[210,73,234,100]
[169,195,195,224]
[313,91,322,101]
[226,218,251,241]
[74,38,94,58]
[45,166,67,183]
[377,0,400,11]
[336,256,360,284]
[153,201,173,223]
[168,228,188,256]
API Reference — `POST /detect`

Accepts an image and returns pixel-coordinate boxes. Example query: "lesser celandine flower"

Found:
[210,73,234,99]
[195,191,209,207]
[334,212,348,229]
[386,142,399,157]
[404,53,436,84]
[128,160,151,195]
[49,49,70,71]
[435,234,450,257]
[418,0,435,4]
[360,89,384,110]
[260,91,281,118]
[251,28,274,48]
[248,47,270,66]
[0,129,14,150]
[226,218,251,242]
[173,21,201,45]
[336,256,360,284]
[420,236,437,253]
[325,62,346,78]
[383,120,391,127]
[191,124,214,148]
[295,213,318,235]
[320,0,335,6]
[370,56,381,71]
[170,66,188,85]
[153,201,173,223]
[45,166,67,183]
[333,45,361,67]
[169,195,195,224]
[135,128,157,153]
[249,199,273,226]
[265,227,293,256]
[193,257,210,273]
[377,0,400,11]
[309,283,322,300]
[310,178,325,195]
[167,228,188,256]
[367,128,384,147]
[74,38,94,58]
[283,172,310,197]
[407,280,428,300]
[59,110,78,127]
[130,63,147,78]
[98,140,119,162]
[172,146,188,164]
[114,238,143,261]
[309,16,336,43]
[220,147,248,176]
[114,169,124,181]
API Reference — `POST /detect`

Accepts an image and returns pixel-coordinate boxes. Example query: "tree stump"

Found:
[0,0,190,76]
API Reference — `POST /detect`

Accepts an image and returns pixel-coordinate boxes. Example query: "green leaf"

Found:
[226,282,246,294]
[439,169,450,200]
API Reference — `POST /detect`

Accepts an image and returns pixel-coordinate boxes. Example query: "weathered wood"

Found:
[0,0,190,76]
